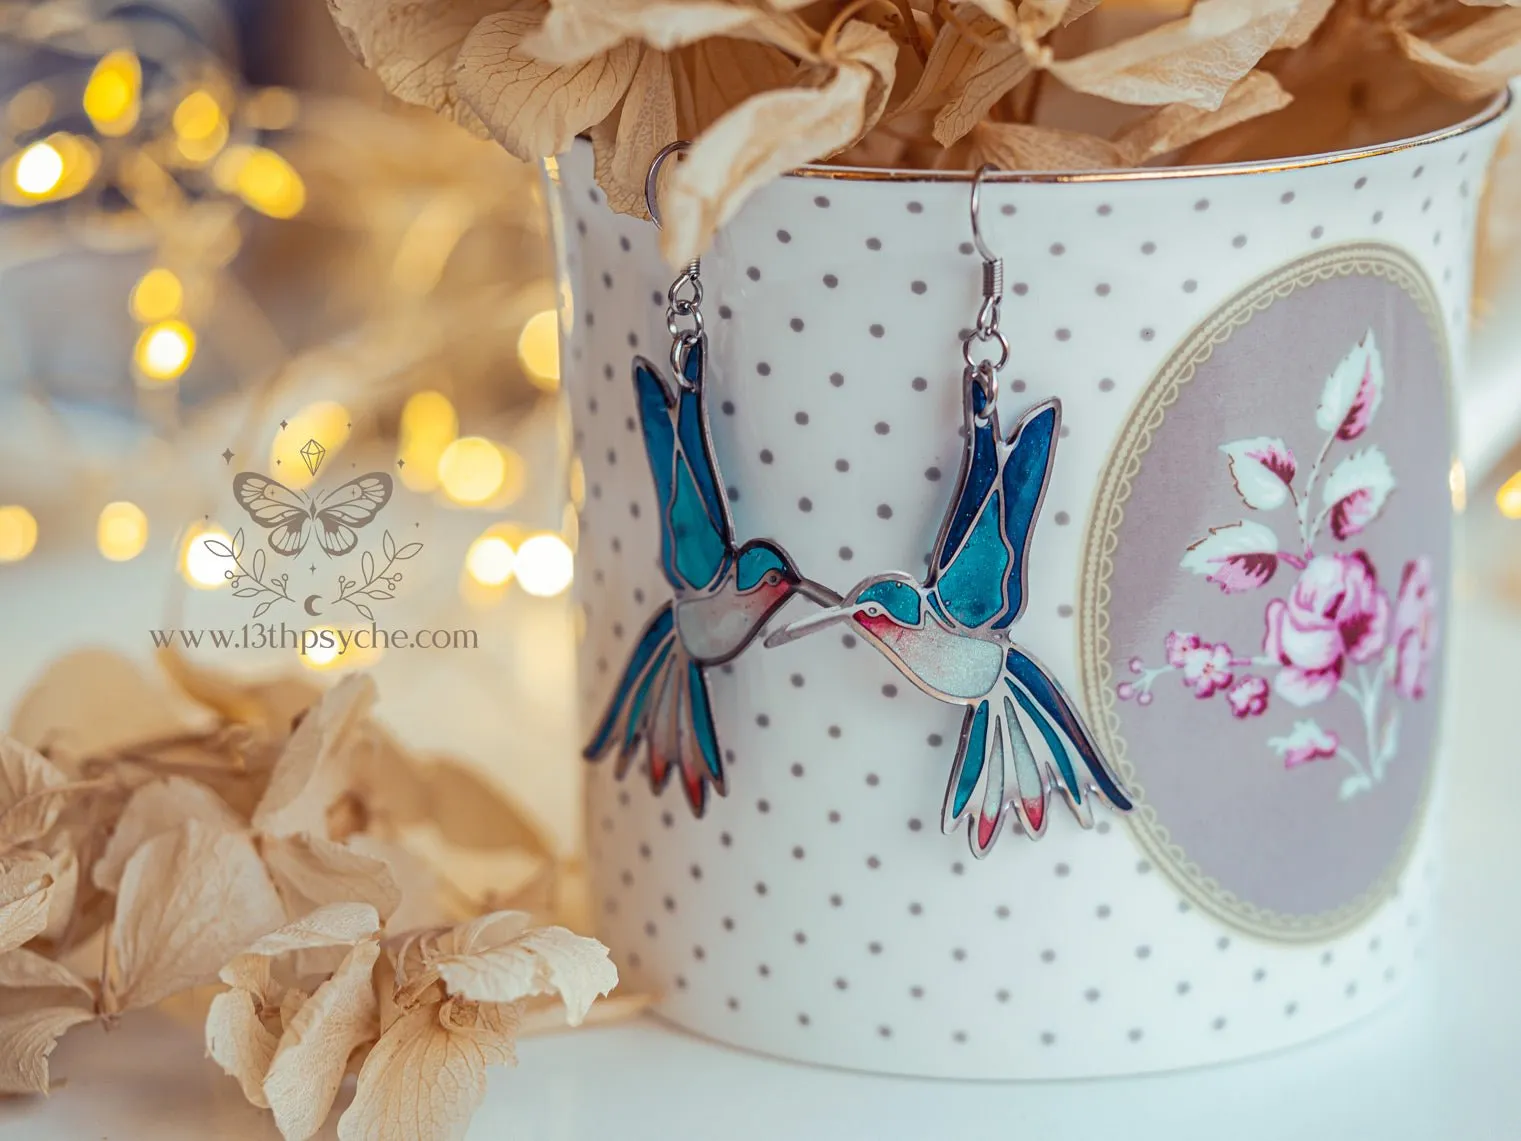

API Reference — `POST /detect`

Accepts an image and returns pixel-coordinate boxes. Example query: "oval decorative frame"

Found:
[1077,243,1450,943]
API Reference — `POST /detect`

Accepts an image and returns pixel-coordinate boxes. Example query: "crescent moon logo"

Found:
[303,594,323,617]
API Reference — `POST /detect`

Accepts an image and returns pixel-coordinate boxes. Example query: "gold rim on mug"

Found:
[790,88,1512,183]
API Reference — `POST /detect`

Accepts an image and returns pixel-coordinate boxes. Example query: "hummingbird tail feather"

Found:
[648,646,724,814]
[1005,646,1133,815]
[941,649,1131,857]
[583,603,676,766]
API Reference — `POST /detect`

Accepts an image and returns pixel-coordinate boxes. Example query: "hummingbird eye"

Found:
[863,603,883,617]
[764,570,780,586]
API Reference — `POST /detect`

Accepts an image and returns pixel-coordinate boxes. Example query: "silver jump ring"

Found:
[645,141,689,230]
[962,329,1010,373]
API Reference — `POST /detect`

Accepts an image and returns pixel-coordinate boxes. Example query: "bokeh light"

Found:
[517,309,560,392]
[130,268,184,322]
[438,436,518,506]
[13,140,62,196]
[181,524,231,589]
[398,390,457,493]
[97,501,149,562]
[465,534,516,586]
[215,145,305,218]
[173,90,228,164]
[83,51,141,136]
[134,319,196,383]
[301,627,343,669]
[1498,470,1521,520]
[515,533,574,597]
[0,506,38,563]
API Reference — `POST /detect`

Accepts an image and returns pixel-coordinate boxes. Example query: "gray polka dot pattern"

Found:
[550,117,1486,1078]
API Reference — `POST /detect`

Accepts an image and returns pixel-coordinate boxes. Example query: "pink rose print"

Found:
[1263,552,1390,707]
[1126,329,1430,802]
[1392,556,1438,700]
[1269,720,1340,769]
[1180,641,1234,698]
[1227,676,1269,719]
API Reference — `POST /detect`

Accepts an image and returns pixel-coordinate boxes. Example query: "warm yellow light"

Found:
[1450,459,1467,514]
[438,437,506,506]
[134,319,195,383]
[270,402,350,490]
[3,134,99,206]
[1498,470,1521,520]
[215,145,305,219]
[97,501,148,562]
[0,506,38,563]
[466,534,516,586]
[173,90,220,139]
[301,627,343,669]
[568,456,586,509]
[517,309,561,392]
[561,503,579,551]
[83,51,141,136]
[172,90,228,164]
[14,141,63,196]
[398,390,457,493]
[181,524,231,589]
[129,268,184,322]
[515,533,574,597]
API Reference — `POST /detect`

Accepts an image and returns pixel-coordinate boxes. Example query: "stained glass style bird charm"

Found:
[584,338,837,815]
[767,380,1133,857]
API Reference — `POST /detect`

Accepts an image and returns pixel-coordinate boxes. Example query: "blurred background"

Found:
[0,0,583,849]
[0,0,1519,861]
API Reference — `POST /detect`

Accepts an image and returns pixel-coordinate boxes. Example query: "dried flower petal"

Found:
[264,940,382,1141]
[324,0,524,125]
[429,911,617,1024]
[156,648,321,734]
[231,902,382,971]
[456,10,643,161]
[660,19,896,266]
[93,776,243,894]
[0,853,54,955]
[896,11,1031,147]
[0,738,70,852]
[207,988,278,1108]
[595,47,677,218]
[1393,10,1521,101]
[518,989,654,1036]
[523,0,761,64]
[0,948,90,994]
[254,675,375,840]
[1046,0,1301,110]
[262,834,402,922]
[337,1000,515,1141]
[964,120,1123,169]
[106,821,285,1013]
[1112,70,1291,164]
[8,649,200,764]
[0,1004,93,1094]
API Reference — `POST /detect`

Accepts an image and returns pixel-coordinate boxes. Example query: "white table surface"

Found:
[0,490,1517,1141]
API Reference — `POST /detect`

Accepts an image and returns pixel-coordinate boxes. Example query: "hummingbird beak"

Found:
[792,577,844,608]
[764,601,854,648]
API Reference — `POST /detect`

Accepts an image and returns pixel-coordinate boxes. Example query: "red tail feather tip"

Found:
[1023,798,1044,832]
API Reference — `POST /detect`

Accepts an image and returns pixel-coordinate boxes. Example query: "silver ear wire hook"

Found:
[963,164,1010,408]
[645,140,704,385]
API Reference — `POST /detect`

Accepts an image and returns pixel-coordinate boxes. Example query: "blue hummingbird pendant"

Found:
[768,375,1133,857]
[584,337,836,816]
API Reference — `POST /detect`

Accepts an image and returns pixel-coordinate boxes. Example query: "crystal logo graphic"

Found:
[299,437,327,475]
[204,420,424,621]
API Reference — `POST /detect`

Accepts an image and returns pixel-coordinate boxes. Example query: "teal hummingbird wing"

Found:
[926,387,1059,631]
[633,339,734,593]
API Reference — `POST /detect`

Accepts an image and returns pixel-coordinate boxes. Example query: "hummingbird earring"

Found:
[766,167,1133,858]
[583,141,839,817]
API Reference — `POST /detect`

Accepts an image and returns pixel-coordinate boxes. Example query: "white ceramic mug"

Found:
[547,91,1509,1078]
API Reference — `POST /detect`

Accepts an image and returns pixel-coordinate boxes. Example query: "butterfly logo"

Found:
[232,471,393,558]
